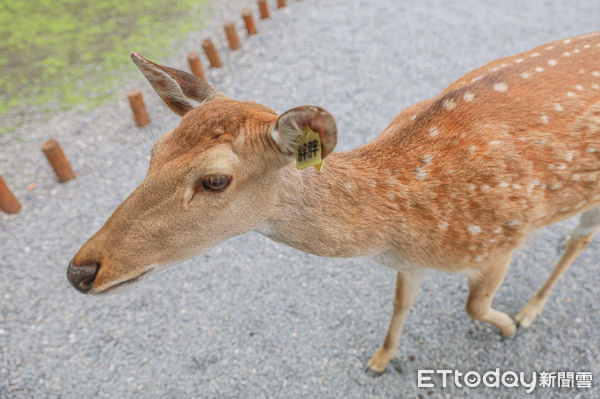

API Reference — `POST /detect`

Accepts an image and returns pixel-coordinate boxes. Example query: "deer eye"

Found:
[195,175,232,193]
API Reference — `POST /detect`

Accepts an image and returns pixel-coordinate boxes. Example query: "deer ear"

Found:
[271,106,337,162]
[130,52,224,116]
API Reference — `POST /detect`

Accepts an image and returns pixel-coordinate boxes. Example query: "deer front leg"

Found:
[367,269,425,373]
[465,253,517,336]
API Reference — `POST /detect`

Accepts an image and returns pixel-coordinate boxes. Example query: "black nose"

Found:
[66,260,99,294]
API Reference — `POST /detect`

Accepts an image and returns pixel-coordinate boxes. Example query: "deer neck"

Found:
[255,146,409,258]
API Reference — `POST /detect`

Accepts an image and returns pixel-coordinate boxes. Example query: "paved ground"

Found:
[1,0,599,398]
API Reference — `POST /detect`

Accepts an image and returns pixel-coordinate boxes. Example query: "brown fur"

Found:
[71,32,600,372]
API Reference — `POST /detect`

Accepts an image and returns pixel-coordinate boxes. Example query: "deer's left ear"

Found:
[270,106,337,162]
[130,52,225,116]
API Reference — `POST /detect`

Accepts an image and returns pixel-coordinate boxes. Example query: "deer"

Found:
[68,31,600,373]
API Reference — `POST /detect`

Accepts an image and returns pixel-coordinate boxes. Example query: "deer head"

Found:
[67,53,337,294]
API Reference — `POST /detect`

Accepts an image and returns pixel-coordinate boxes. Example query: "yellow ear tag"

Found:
[296,127,325,171]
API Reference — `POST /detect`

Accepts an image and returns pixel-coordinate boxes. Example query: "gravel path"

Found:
[1,1,599,398]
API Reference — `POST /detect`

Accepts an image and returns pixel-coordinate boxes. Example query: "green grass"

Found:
[0,0,209,133]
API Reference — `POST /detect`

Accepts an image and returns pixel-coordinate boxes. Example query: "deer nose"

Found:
[66,260,99,294]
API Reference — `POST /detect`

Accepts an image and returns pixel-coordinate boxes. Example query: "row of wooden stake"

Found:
[1,140,75,214]
[2,0,297,214]
[128,0,293,127]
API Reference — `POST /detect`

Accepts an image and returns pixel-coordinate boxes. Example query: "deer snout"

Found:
[66,260,99,294]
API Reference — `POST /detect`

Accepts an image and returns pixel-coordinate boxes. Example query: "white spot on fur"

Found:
[481,184,490,190]
[474,256,483,262]
[515,58,524,63]
[584,44,590,49]
[575,84,584,91]
[586,147,597,153]
[549,163,567,171]
[567,91,575,97]
[344,182,354,190]
[471,75,483,82]
[438,222,448,231]
[579,69,585,74]
[521,72,530,79]
[415,167,427,180]
[443,99,456,110]
[563,39,572,44]
[540,114,549,124]
[512,184,522,189]
[411,114,417,120]
[573,49,580,53]
[535,67,544,72]
[547,59,557,66]
[562,51,571,57]
[565,151,574,161]
[545,45,554,50]
[423,154,434,164]
[550,183,563,190]
[489,140,501,146]
[530,52,540,57]
[468,184,477,191]
[368,179,377,188]
[469,145,477,154]
[493,227,502,233]
[498,182,509,188]
[554,103,564,112]
[592,71,600,77]
[429,127,439,138]
[592,84,600,90]
[463,92,475,102]
[493,83,508,92]
[507,219,521,227]
[468,225,482,235]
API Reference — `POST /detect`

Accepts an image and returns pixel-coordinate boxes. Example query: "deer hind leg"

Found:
[465,253,517,336]
[367,269,425,373]
[515,206,600,328]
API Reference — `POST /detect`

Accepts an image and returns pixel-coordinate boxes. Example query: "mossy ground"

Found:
[0,0,209,134]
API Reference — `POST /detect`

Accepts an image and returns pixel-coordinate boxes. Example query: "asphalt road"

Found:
[1,0,599,398]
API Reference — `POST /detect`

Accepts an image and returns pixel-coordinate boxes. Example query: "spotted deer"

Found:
[68,32,600,372]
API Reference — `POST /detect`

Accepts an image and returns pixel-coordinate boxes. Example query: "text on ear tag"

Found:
[296,127,324,171]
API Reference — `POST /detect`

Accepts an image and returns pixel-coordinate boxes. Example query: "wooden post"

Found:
[187,52,206,80]
[127,90,151,127]
[258,0,270,19]
[202,38,223,68]
[242,9,258,35]
[41,139,76,183]
[224,22,241,51]
[0,176,22,214]
[277,0,286,8]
